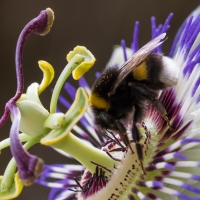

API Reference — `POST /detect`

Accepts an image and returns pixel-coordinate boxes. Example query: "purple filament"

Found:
[121,39,128,62]
[131,21,139,53]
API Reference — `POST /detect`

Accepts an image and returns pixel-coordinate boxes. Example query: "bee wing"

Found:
[109,33,167,95]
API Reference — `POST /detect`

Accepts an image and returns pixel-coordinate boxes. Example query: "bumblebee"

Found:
[89,33,179,168]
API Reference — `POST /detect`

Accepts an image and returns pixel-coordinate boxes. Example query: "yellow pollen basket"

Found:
[89,93,110,111]
[133,61,148,80]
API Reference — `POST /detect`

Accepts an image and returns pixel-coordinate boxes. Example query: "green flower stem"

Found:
[1,135,42,190]
[0,134,31,151]
[50,54,84,114]
[51,132,118,175]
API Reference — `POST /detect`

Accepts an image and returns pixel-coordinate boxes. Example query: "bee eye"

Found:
[100,112,115,126]
[100,112,106,120]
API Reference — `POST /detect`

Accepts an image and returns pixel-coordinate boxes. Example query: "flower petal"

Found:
[16,99,49,137]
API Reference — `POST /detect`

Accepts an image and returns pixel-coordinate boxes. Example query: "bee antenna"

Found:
[104,129,126,150]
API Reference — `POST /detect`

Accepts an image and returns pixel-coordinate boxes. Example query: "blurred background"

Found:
[0,1,199,199]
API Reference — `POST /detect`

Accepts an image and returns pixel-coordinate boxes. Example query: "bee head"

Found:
[90,107,117,131]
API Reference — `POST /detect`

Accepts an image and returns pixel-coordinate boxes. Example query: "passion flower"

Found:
[1,6,200,200]
[36,7,200,200]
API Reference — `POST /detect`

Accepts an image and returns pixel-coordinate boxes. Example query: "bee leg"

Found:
[131,106,146,174]
[132,123,145,174]
[115,120,134,154]
[129,83,171,128]
[151,98,172,129]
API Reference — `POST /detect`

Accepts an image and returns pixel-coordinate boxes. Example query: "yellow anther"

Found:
[66,46,96,80]
[38,60,55,95]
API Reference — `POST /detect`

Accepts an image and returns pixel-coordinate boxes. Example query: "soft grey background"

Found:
[0,1,199,199]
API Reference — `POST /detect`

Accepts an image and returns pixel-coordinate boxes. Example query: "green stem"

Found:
[0,134,31,151]
[50,54,84,114]
[51,132,118,175]
[1,135,42,190]
[0,158,16,191]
